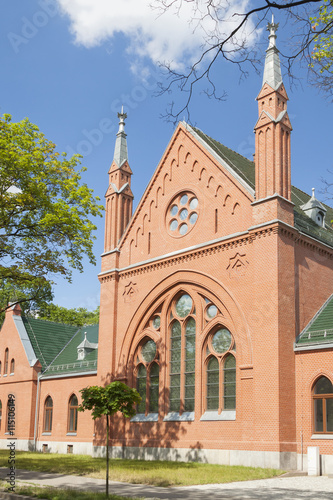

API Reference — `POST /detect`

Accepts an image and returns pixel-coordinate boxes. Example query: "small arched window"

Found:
[44,396,53,432]
[10,359,15,374]
[0,361,2,375]
[68,394,78,432]
[313,376,333,434]
[4,349,8,374]
[0,400,2,430]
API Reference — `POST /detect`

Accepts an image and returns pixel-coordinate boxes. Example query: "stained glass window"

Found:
[223,355,236,410]
[136,364,147,414]
[207,357,219,410]
[169,294,196,413]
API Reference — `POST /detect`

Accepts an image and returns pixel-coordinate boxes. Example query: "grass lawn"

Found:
[0,450,283,487]
[0,481,141,500]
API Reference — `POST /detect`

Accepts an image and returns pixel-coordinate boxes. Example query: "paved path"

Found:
[1,469,333,499]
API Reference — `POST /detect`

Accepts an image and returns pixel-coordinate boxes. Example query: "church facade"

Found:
[1,21,333,473]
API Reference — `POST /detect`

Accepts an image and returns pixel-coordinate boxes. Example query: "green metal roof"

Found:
[191,126,333,248]
[21,316,79,371]
[295,294,333,348]
[42,324,99,377]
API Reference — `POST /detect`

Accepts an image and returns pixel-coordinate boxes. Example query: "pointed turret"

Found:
[254,16,293,212]
[104,109,134,252]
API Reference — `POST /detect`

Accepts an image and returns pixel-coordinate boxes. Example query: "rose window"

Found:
[167,192,199,237]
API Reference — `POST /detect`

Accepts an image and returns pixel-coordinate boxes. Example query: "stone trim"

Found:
[131,413,159,422]
[163,412,195,422]
[311,434,333,440]
[200,411,236,421]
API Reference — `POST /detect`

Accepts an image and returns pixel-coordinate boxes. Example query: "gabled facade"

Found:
[0,19,332,473]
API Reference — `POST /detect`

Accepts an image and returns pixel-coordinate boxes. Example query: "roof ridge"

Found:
[192,125,254,164]
[24,316,79,328]
[24,316,48,368]
[190,126,255,190]
[296,293,333,342]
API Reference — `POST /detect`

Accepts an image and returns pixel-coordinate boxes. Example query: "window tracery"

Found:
[131,289,236,421]
[135,338,159,415]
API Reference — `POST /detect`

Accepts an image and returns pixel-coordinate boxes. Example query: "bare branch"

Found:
[152,0,331,122]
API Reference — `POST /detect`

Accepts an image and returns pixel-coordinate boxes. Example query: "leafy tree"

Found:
[37,303,100,326]
[152,0,333,121]
[310,0,333,91]
[79,382,141,498]
[0,114,103,313]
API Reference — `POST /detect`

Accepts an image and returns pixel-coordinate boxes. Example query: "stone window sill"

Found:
[311,434,333,440]
[200,410,236,421]
[42,432,51,436]
[131,413,158,422]
[66,432,77,436]
[163,412,194,422]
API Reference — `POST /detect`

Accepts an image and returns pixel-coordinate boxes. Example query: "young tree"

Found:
[79,382,141,498]
[0,114,103,313]
[152,0,333,121]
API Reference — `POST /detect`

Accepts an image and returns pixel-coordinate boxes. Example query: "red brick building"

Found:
[1,20,332,473]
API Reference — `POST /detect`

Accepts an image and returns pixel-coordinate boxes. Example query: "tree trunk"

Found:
[106,414,109,498]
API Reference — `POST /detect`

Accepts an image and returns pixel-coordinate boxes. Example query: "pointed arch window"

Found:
[204,327,236,414]
[68,394,78,432]
[135,339,159,415]
[10,359,15,375]
[4,349,8,375]
[169,293,196,414]
[44,396,53,432]
[313,376,333,434]
[0,400,2,430]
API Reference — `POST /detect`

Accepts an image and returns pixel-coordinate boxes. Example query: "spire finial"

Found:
[117,106,127,134]
[267,15,279,49]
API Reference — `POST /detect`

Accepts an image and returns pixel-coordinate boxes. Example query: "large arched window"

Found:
[205,327,236,413]
[68,394,78,432]
[313,376,333,434]
[169,293,196,413]
[135,339,159,414]
[44,396,53,432]
[130,290,237,421]
[4,349,8,375]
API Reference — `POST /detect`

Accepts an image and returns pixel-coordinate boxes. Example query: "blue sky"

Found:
[1,1,332,310]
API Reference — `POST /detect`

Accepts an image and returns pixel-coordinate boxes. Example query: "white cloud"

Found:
[57,0,258,71]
